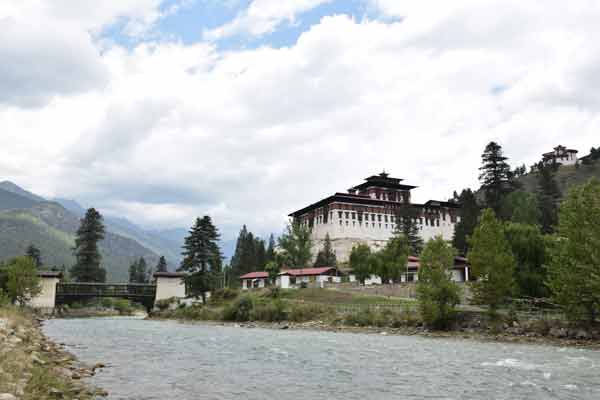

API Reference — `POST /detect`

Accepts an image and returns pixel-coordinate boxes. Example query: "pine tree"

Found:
[265,234,276,264]
[278,221,312,268]
[417,236,461,329]
[537,164,561,234]
[25,244,42,268]
[254,237,267,270]
[314,233,337,267]
[156,256,168,273]
[137,257,148,283]
[452,189,480,255]
[479,141,514,215]
[178,216,222,302]
[394,206,423,255]
[468,209,516,315]
[128,259,139,283]
[70,208,106,283]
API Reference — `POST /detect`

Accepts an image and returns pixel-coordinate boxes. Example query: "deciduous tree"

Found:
[378,235,409,284]
[349,244,372,284]
[417,237,461,330]
[278,221,312,268]
[468,209,516,314]
[504,223,548,298]
[547,179,600,323]
[6,257,41,305]
[394,206,424,255]
[500,191,541,225]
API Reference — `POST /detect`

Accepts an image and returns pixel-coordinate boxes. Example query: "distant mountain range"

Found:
[0,181,238,281]
[0,181,184,281]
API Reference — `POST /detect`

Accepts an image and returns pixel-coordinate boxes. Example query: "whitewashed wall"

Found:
[155,276,186,301]
[29,277,60,309]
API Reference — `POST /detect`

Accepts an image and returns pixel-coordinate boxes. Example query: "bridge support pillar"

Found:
[154,272,187,303]
[30,271,63,313]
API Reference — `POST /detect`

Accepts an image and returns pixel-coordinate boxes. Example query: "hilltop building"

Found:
[288,172,461,262]
[542,145,578,167]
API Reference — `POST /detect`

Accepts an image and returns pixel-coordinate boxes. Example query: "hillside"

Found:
[0,202,161,282]
[517,159,600,197]
[0,188,40,211]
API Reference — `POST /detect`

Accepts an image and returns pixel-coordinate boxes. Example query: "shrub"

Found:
[210,288,239,304]
[173,305,220,320]
[250,300,286,322]
[155,297,178,311]
[222,296,254,322]
[288,303,327,322]
[112,298,134,314]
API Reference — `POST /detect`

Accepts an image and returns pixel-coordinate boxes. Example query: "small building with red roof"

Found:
[239,271,270,290]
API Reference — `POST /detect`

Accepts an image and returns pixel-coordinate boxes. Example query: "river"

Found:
[43,317,600,400]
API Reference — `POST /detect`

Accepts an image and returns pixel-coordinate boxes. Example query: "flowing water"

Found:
[43,318,600,400]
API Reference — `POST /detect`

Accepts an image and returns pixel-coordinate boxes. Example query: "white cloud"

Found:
[203,0,331,40]
[2,1,600,241]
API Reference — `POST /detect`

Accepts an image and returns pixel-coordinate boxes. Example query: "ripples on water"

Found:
[43,318,600,400]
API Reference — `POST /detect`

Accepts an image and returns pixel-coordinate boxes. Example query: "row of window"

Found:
[314,214,445,227]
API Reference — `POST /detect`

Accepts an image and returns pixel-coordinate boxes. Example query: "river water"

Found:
[43,318,600,400]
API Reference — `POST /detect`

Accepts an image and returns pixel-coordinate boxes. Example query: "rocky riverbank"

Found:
[0,307,108,400]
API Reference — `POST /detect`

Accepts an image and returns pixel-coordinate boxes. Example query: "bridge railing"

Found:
[56,283,157,298]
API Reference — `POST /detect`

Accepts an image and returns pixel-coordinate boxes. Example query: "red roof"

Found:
[279,267,336,277]
[239,271,269,280]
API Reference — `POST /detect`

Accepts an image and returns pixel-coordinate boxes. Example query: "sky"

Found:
[1,0,600,242]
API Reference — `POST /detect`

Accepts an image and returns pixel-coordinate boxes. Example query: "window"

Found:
[290,276,296,285]
[371,214,375,221]
[345,212,350,219]
[436,219,440,227]
[384,215,388,222]
[346,221,349,226]
[378,215,382,222]
[352,212,356,220]
[419,218,423,225]
[338,211,343,219]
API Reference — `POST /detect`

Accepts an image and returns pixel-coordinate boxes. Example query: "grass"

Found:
[278,288,412,306]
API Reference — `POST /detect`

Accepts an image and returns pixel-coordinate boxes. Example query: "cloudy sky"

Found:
[1,0,599,241]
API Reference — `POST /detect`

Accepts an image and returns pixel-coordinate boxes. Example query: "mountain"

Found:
[0,188,40,211]
[0,181,45,202]
[152,228,237,262]
[53,198,182,268]
[0,201,160,282]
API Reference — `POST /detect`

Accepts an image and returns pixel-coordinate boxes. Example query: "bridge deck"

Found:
[56,283,157,299]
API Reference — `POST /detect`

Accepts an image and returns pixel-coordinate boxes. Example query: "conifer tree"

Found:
[452,189,480,255]
[314,233,337,267]
[278,221,312,268]
[156,256,168,273]
[537,164,561,234]
[479,141,514,215]
[70,208,106,283]
[25,244,42,268]
[265,234,276,264]
[468,209,515,315]
[417,236,461,329]
[179,216,222,302]
[394,206,423,255]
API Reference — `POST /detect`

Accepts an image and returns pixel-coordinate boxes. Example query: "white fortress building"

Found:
[289,172,461,262]
[542,145,578,167]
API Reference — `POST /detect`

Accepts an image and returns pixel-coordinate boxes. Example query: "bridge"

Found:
[30,271,187,313]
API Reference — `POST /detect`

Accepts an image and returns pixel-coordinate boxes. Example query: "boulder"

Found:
[0,394,17,400]
[549,327,568,338]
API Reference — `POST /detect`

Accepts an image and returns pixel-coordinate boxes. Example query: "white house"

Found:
[240,271,270,290]
[276,267,341,289]
[542,145,578,167]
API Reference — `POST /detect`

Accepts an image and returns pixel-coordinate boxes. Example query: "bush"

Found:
[173,305,220,320]
[250,300,286,322]
[155,297,178,311]
[0,289,10,306]
[222,296,254,322]
[210,288,239,304]
[288,303,327,322]
[112,298,134,315]
[344,309,386,327]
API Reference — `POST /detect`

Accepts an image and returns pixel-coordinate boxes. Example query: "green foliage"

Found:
[547,179,600,323]
[250,299,286,322]
[156,256,168,272]
[314,233,337,267]
[209,288,239,304]
[537,164,561,234]
[394,206,424,255]
[349,244,372,284]
[504,223,548,298]
[179,216,223,302]
[417,237,461,330]
[468,209,516,313]
[129,257,149,283]
[229,225,269,286]
[25,244,43,268]
[452,189,480,255]
[500,191,541,225]
[265,261,280,286]
[278,220,312,268]
[377,235,409,283]
[479,141,515,214]
[70,208,107,283]
[222,295,254,322]
[6,256,41,305]
[155,297,177,311]
[287,302,327,322]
